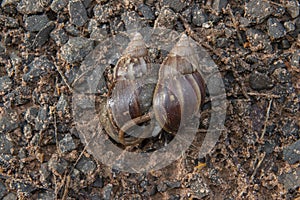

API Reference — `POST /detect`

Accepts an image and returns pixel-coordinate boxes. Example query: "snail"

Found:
[105,32,157,146]
[153,34,205,133]
[101,33,205,146]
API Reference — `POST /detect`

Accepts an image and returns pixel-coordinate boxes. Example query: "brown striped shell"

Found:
[153,34,205,133]
[106,32,157,146]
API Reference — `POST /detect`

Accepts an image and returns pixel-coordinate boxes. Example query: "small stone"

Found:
[216,37,228,48]
[0,182,7,199]
[0,15,19,28]
[212,0,228,13]
[48,155,68,175]
[2,193,17,200]
[24,15,50,32]
[161,0,187,12]
[249,71,274,90]
[24,107,39,125]
[284,21,296,32]
[245,0,273,24]
[17,0,46,14]
[138,4,155,20]
[1,0,19,7]
[273,6,285,17]
[50,27,69,45]
[0,110,19,134]
[39,163,51,182]
[60,37,94,63]
[154,7,177,29]
[239,17,251,27]
[69,0,88,27]
[75,156,96,174]
[192,6,207,27]
[50,0,69,12]
[157,182,167,192]
[10,180,35,195]
[121,11,144,32]
[92,175,104,188]
[56,94,69,114]
[102,184,113,200]
[246,28,272,52]
[279,168,300,190]
[35,105,50,131]
[286,0,299,18]
[92,27,109,40]
[283,140,300,164]
[272,67,291,83]
[281,39,290,49]
[22,56,55,83]
[0,76,12,94]
[64,23,80,36]
[166,181,181,189]
[291,50,300,68]
[281,119,299,138]
[267,18,286,39]
[93,4,113,23]
[59,134,76,153]
[33,21,55,47]
[37,191,55,200]
[0,44,5,53]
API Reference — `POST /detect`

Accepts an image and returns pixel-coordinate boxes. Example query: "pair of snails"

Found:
[101,32,205,146]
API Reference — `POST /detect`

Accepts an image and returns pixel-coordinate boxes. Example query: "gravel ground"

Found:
[0,0,299,199]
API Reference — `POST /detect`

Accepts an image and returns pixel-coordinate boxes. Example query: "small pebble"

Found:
[291,50,300,68]
[286,0,299,18]
[279,168,300,191]
[246,28,272,52]
[50,27,69,45]
[245,0,273,24]
[93,4,112,23]
[64,23,81,36]
[48,155,68,175]
[10,180,35,195]
[249,71,274,90]
[161,0,187,12]
[59,133,76,153]
[267,18,286,39]
[0,110,19,134]
[2,193,17,200]
[284,21,295,32]
[212,0,228,13]
[76,156,96,174]
[154,7,177,29]
[0,76,12,94]
[22,56,55,83]
[69,0,88,27]
[37,191,55,200]
[138,4,155,20]
[192,6,207,27]
[24,15,49,32]
[60,37,94,63]
[283,140,300,165]
[33,21,55,47]
[50,0,69,12]
[35,105,50,131]
[17,0,46,14]
[0,182,7,199]
[102,184,113,200]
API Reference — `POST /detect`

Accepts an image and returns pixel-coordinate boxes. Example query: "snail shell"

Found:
[153,34,205,133]
[106,32,157,145]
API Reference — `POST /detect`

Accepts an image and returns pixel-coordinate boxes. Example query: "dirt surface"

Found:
[0,0,299,199]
